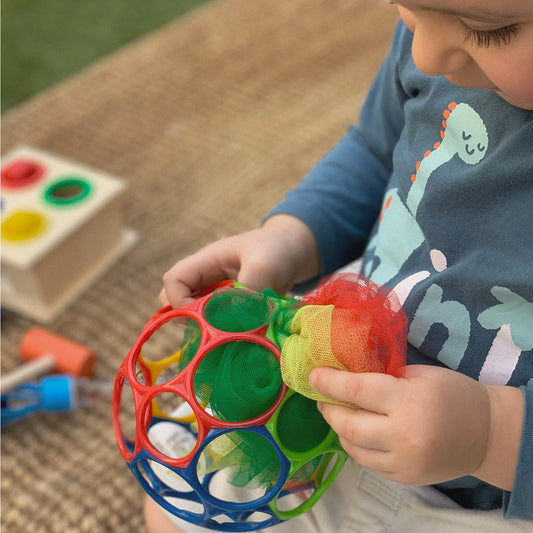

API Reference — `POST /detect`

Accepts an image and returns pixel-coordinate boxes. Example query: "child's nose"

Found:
[410,24,471,77]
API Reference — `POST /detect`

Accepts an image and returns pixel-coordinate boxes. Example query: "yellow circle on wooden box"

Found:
[1,211,48,242]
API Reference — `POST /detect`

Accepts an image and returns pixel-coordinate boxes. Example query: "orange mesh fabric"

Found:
[279,273,407,403]
[278,304,362,402]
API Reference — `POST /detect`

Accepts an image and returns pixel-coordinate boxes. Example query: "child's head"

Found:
[393,0,533,110]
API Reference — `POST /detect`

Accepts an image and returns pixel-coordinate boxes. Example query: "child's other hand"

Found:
[310,365,494,487]
[160,214,320,308]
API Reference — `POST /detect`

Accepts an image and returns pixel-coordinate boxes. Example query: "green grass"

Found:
[1,0,213,111]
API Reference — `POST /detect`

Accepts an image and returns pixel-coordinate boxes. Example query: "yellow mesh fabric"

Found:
[279,304,369,403]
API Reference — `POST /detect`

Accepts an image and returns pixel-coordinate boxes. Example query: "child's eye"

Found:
[463,24,519,47]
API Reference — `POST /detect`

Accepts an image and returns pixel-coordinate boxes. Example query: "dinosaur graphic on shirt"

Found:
[364,102,488,283]
[406,101,488,215]
[363,102,533,384]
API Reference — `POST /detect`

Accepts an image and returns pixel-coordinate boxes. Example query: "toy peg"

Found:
[1,327,96,393]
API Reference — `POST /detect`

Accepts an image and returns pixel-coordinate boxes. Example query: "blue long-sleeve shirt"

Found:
[269,21,533,521]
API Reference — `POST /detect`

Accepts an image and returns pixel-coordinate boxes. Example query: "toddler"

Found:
[146,0,533,531]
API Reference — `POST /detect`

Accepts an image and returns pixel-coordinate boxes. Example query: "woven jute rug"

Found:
[1,1,398,531]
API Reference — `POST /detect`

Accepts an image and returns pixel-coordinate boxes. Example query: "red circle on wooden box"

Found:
[1,159,45,189]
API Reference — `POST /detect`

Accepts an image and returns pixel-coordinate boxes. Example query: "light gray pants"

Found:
[166,460,532,532]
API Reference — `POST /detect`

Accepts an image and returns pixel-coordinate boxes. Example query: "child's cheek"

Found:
[472,36,533,108]
[482,58,533,109]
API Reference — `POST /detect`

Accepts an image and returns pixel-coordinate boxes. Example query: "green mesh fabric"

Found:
[192,339,283,488]
[276,393,330,453]
[187,288,330,489]
[194,341,282,422]
[268,304,300,348]
[203,288,273,332]
[221,430,281,488]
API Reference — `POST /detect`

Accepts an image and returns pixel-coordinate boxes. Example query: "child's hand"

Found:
[160,214,320,308]
[310,365,522,489]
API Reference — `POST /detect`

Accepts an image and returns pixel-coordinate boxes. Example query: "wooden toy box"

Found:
[1,146,134,322]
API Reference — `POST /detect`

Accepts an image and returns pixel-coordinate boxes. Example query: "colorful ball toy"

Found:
[112,274,407,531]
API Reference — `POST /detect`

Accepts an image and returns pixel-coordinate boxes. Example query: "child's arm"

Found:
[309,365,523,491]
[267,23,409,276]
[160,214,320,308]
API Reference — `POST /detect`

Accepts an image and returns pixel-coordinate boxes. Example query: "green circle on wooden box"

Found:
[44,177,92,205]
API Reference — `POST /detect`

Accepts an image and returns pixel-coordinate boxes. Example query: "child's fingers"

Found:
[161,245,239,308]
[317,403,391,451]
[161,262,203,307]
[158,287,171,306]
[337,437,395,476]
[309,367,400,414]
